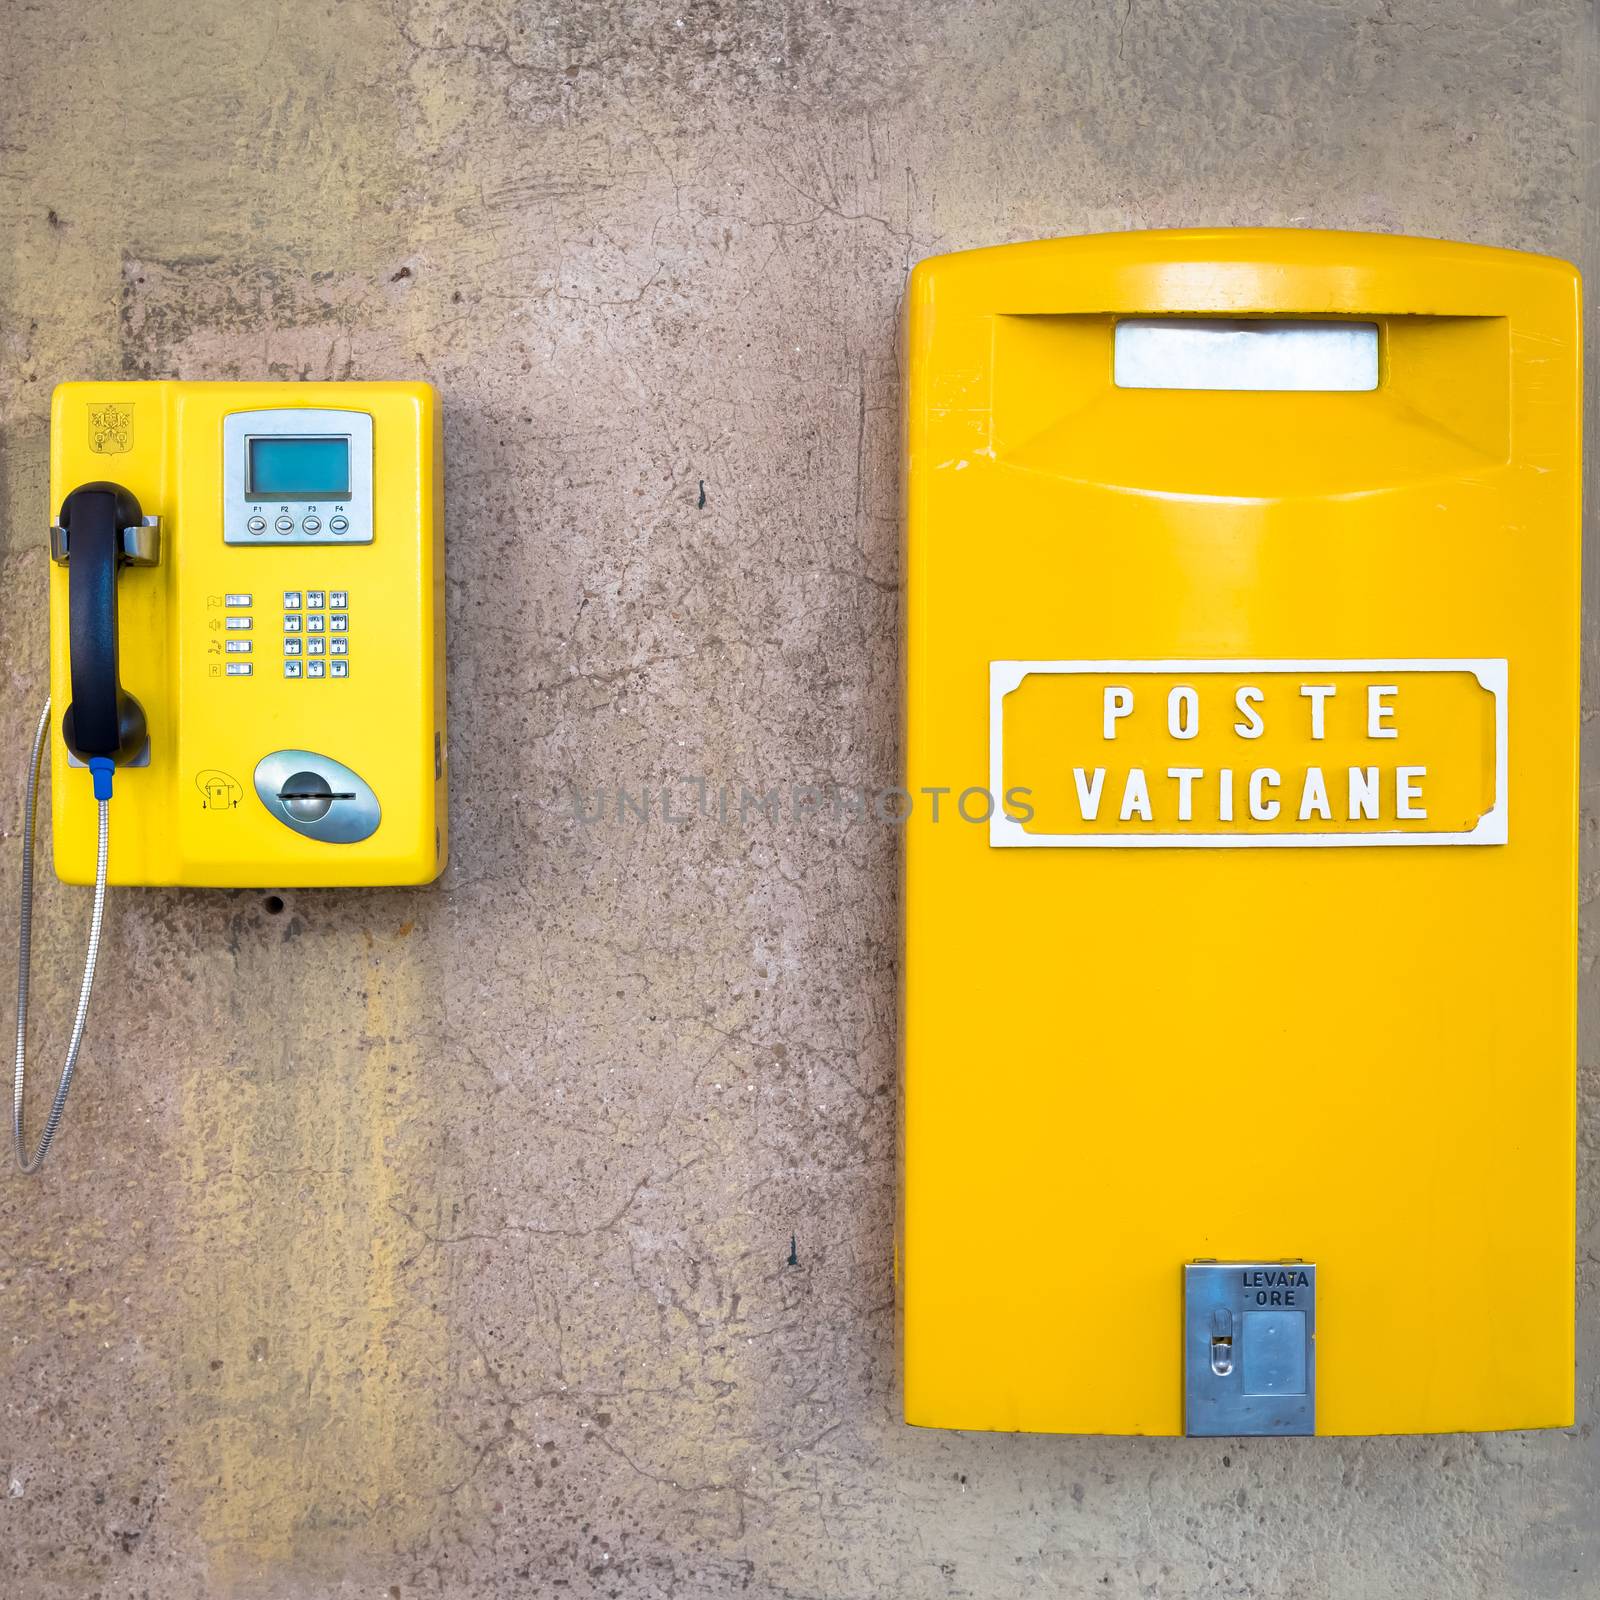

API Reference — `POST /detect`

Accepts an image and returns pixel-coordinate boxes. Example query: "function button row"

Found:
[248,515,353,537]
[283,661,349,680]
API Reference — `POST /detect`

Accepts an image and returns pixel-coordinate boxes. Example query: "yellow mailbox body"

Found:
[901,230,1581,1435]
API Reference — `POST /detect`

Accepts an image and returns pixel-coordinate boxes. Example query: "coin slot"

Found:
[253,749,381,844]
[276,769,355,823]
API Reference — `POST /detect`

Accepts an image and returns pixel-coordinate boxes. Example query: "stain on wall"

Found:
[1,2,1596,1597]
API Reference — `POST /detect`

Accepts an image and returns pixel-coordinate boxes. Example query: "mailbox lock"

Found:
[1209,1308,1235,1377]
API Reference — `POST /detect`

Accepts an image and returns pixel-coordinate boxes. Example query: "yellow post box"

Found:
[900,229,1581,1436]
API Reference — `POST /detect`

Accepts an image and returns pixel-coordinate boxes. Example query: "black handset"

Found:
[17,484,161,1174]
[51,482,156,765]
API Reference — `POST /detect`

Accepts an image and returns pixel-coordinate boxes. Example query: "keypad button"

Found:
[330,661,349,679]
[247,516,267,534]
[329,639,348,656]
[225,592,252,607]
[283,615,302,633]
[225,616,251,631]
[306,614,325,633]
[329,613,348,633]
[307,638,325,657]
[284,661,302,678]
[302,517,322,534]
[225,662,252,677]
[329,516,349,534]
[329,590,348,608]
[284,639,302,656]
[225,639,251,655]
[283,591,302,608]
[274,516,294,533]
[306,661,326,679]
[305,590,326,609]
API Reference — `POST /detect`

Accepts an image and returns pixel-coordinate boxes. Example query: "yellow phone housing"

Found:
[49,381,446,887]
[901,230,1581,1435]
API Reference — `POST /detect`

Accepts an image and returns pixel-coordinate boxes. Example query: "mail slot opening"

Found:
[1113,317,1380,392]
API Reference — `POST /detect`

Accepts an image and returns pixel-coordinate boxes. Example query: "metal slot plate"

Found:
[1184,1261,1316,1437]
[253,748,381,843]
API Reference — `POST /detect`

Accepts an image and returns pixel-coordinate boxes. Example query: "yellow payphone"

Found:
[900,230,1581,1436]
[13,381,445,1170]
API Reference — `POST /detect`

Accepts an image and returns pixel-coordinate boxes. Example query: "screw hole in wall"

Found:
[263,894,285,915]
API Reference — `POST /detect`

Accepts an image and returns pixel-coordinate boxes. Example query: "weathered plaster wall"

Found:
[0,3,1595,1596]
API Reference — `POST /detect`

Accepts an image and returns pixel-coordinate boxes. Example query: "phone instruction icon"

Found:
[196,770,243,811]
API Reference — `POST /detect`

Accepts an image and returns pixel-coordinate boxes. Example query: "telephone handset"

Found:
[54,480,160,767]
[11,481,160,1172]
[13,382,447,1171]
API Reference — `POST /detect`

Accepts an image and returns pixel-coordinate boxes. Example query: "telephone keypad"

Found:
[277,585,353,680]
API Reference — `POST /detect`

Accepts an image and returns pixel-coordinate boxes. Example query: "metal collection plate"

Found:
[1184,1261,1315,1437]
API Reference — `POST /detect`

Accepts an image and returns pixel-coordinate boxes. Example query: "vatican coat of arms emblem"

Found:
[88,402,133,455]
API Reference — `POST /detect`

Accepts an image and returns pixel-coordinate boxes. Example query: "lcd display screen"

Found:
[247,435,352,499]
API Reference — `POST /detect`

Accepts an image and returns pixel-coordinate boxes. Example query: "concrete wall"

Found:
[1,3,1594,1596]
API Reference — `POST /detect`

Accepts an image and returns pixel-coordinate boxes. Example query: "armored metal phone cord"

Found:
[12,698,110,1174]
